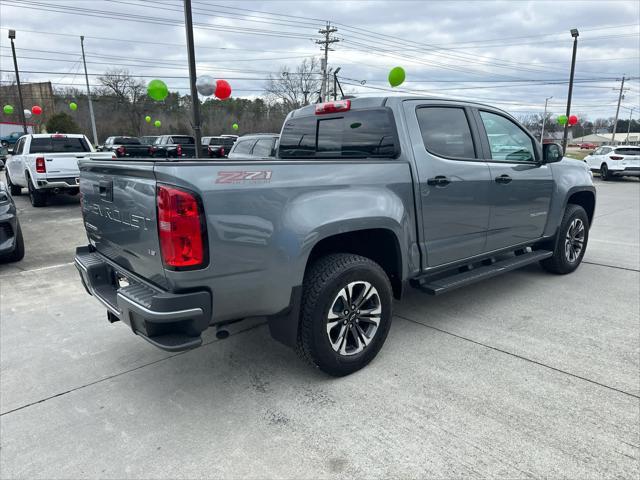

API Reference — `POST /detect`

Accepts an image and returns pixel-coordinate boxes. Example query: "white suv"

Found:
[585,145,640,180]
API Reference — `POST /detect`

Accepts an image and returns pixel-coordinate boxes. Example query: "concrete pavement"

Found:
[1,175,638,479]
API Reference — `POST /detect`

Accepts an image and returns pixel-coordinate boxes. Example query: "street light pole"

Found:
[80,36,99,146]
[540,96,553,143]
[183,0,201,157]
[562,28,579,154]
[8,30,27,134]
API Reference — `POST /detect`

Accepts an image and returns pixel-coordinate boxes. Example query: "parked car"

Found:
[140,136,158,146]
[4,133,113,207]
[0,182,24,262]
[580,143,598,150]
[200,136,236,158]
[98,136,150,158]
[0,131,23,148]
[228,134,279,159]
[74,96,595,376]
[148,135,207,158]
[0,145,8,170]
[584,145,640,180]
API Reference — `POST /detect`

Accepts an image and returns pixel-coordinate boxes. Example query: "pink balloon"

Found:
[215,79,232,100]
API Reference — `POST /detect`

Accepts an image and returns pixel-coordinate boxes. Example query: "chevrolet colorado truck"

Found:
[98,136,151,158]
[5,134,113,207]
[75,96,595,376]
[148,135,207,158]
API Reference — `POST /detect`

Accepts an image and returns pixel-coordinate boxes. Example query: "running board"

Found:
[413,250,553,295]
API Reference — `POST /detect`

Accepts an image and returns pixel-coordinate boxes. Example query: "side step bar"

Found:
[412,250,553,295]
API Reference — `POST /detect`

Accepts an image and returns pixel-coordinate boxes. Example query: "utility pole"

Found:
[8,30,27,134]
[562,28,579,153]
[540,96,553,143]
[611,75,625,146]
[183,0,201,157]
[80,36,99,146]
[316,22,338,102]
[626,107,634,144]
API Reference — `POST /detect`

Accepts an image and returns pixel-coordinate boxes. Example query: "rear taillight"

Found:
[315,100,351,115]
[116,145,126,156]
[157,185,205,269]
[176,144,183,157]
[609,155,623,160]
[36,157,46,173]
[208,145,212,155]
[220,147,225,157]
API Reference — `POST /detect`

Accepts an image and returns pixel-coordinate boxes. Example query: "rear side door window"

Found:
[415,107,476,159]
[479,111,536,162]
[13,138,24,155]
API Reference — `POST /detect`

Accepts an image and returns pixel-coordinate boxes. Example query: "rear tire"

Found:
[540,204,589,274]
[6,171,21,196]
[600,163,610,181]
[296,253,393,377]
[27,175,47,207]
[4,220,25,262]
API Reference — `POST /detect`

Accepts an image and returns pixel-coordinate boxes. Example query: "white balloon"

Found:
[196,75,216,96]
[23,109,32,119]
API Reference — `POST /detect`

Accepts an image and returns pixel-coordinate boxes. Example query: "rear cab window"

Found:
[279,107,399,159]
[232,139,256,155]
[171,136,195,145]
[114,137,141,145]
[30,136,91,153]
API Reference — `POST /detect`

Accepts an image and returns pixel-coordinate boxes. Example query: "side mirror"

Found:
[543,143,562,164]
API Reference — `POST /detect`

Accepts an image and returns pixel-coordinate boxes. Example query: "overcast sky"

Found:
[1,0,638,120]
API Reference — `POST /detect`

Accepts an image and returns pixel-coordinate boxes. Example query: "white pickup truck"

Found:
[5,133,113,207]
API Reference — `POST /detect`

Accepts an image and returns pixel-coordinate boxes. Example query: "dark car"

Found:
[149,135,207,158]
[202,136,236,158]
[227,133,279,159]
[98,136,150,158]
[0,182,24,263]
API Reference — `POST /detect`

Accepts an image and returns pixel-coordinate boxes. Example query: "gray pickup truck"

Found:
[75,96,595,376]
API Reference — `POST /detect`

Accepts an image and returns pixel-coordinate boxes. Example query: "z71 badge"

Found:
[215,171,273,184]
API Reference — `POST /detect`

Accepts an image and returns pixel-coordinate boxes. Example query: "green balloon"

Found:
[557,115,568,125]
[154,120,161,127]
[69,102,78,111]
[145,115,152,123]
[232,123,239,130]
[3,104,14,115]
[147,79,168,101]
[388,66,406,87]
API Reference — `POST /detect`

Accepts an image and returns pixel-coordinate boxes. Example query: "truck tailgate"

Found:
[79,160,168,288]
[42,152,85,178]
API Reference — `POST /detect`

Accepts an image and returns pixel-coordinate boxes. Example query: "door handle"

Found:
[495,174,512,184]
[427,175,451,187]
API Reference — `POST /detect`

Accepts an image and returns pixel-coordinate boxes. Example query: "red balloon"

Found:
[32,105,42,115]
[568,115,578,126]
[214,79,232,100]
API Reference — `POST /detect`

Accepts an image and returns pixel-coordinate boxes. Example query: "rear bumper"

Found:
[74,246,212,352]
[36,176,80,189]
[611,167,640,177]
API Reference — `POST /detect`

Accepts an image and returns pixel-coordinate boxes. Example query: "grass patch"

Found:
[565,151,589,161]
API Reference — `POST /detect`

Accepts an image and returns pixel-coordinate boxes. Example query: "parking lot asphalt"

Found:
[1,173,638,479]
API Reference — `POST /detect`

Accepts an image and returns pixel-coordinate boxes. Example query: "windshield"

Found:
[614,147,640,155]
[140,136,158,145]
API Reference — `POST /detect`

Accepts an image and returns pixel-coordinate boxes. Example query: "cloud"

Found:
[0,0,638,119]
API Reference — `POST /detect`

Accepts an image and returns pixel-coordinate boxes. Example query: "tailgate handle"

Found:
[98,180,113,202]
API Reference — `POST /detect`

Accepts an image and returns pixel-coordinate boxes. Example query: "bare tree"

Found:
[264,58,322,109]
[98,69,146,134]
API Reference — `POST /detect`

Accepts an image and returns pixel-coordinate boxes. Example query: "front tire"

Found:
[4,220,25,262]
[540,204,589,274]
[296,253,393,377]
[27,175,47,207]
